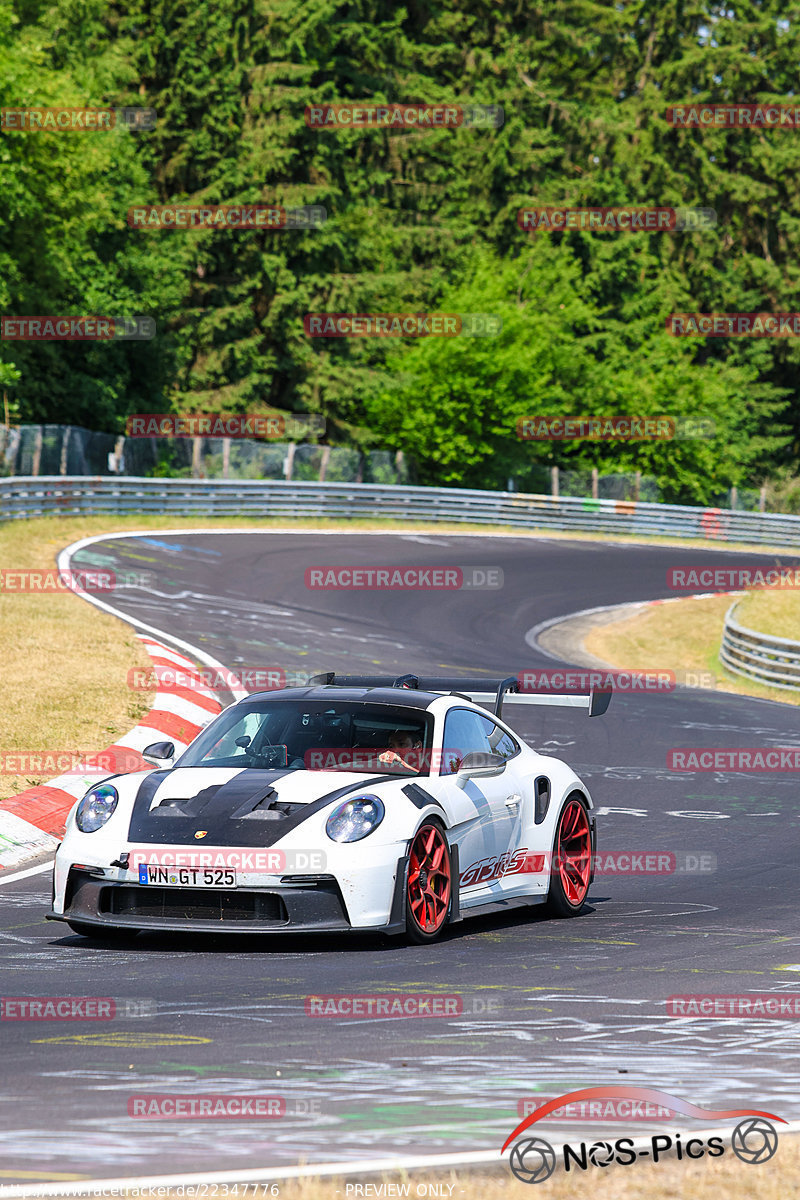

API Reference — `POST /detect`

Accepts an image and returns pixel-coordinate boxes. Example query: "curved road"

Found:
[2,530,799,1183]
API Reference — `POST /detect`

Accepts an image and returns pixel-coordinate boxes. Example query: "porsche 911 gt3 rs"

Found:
[47,673,610,943]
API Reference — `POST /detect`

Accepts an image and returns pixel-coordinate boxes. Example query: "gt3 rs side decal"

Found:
[460,846,545,888]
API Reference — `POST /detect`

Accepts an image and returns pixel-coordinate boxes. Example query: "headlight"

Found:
[75,784,119,833]
[326,794,385,843]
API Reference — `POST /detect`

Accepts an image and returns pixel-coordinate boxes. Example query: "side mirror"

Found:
[142,740,176,767]
[455,751,507,789]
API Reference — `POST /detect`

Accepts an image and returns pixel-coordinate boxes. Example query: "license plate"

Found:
[138,865,237,888]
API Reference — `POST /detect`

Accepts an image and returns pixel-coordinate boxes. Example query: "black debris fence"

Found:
[0,425,774,510]
[558,469,661,503]
[0,423,411,485]
[0,423,119,477]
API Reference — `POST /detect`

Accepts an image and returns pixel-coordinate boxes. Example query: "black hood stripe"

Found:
[127,770,390,847]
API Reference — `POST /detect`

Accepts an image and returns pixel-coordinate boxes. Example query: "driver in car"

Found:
[378,729,423,771]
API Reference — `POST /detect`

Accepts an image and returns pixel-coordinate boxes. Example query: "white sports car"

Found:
[47,674,610,943]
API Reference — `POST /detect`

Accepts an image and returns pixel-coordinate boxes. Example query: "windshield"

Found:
[178,699,435,776]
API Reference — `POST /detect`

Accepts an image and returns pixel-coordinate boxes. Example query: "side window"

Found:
[486,722,519,761]
[440,709,494,775]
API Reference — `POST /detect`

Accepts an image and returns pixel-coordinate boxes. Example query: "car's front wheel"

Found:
[405,821,452,944]
[545,795,592,917]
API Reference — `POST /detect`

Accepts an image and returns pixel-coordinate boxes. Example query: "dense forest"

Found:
[2,0,800,502]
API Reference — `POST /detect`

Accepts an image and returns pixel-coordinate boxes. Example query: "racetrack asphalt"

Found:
[2,530,799,1182]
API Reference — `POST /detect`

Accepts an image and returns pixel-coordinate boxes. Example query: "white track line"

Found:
[525,600,656,662]
[2,1121,799,1196]
[525,594,748,662]
[57,534,250,700]
[0,861,53,887]
[523,593,798,710]
[57,524,800,546]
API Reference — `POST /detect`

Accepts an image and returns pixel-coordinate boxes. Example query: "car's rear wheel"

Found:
[545,795,592,917]
[406,821,452,943]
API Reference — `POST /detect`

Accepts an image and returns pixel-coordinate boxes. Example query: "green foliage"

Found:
[0,361,20,388]
[0,0,182,427]
[366,244,781,502]
[3,0,800,500]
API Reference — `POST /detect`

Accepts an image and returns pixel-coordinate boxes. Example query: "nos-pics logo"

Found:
[501,1087,783,1184]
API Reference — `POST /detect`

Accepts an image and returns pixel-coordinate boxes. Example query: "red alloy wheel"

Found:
[555,798,591,908]
[406,822,451,941]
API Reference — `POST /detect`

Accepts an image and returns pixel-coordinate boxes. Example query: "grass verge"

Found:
[0,520,153,802]
[736,588,800,640]
[584,594,800,707]
[272,1136,799,1198]
[584,589,800,707]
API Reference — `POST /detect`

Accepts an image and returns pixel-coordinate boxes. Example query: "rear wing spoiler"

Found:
[308,673,612,719]
[467,689,612,718]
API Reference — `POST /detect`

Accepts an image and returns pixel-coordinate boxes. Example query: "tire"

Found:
[544,795,592,917]
[66,921,138,940]
[405,821,452,944]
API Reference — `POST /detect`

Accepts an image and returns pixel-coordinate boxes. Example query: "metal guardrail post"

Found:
[31,428,43,476]
[59,427,70,475]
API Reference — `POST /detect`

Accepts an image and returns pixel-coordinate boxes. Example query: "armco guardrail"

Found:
[720,601,800,691]
[3,476,800,546]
